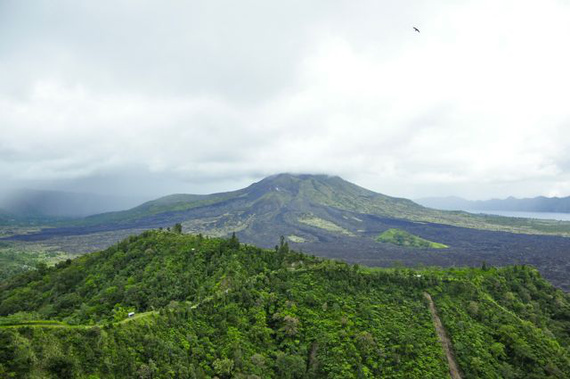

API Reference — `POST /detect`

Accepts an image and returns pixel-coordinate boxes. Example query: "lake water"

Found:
[466,210,570,221]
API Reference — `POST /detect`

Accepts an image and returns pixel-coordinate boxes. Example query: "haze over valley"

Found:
[417,195,570,217]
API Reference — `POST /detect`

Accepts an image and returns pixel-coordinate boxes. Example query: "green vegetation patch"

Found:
[298,215,355,236]
[287,235,307,243]
[0,245,72,282]
[376,228,448,249]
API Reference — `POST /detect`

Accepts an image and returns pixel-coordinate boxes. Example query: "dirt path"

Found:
[1,311,158,330]
[0,322,88,329]
[424,292,462,379]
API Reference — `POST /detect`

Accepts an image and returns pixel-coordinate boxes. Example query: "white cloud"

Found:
[1,0,569,199]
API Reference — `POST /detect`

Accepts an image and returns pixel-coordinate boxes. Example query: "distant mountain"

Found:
[1,232,569,377]
[76,173,570,237]
[0,189,146,219]
[80,173,427,226]
[414,196,474,211]
[417,195,570,213]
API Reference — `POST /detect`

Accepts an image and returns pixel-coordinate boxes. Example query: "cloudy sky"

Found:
[1,0,570,201]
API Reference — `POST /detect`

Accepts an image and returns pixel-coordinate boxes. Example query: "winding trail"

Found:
[424,292,462,379]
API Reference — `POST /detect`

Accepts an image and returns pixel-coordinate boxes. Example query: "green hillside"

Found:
[1,231,569,378]
[376,228,448,249]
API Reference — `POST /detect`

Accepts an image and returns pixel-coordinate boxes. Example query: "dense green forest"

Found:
[1,230,569,378]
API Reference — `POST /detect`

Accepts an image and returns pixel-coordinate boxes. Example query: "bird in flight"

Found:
[413,27,420,33]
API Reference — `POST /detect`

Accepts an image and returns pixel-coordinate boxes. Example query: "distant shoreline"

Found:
[466,210,570,221]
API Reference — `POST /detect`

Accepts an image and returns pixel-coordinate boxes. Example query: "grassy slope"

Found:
[0,232,569,378]
[77,192,238,226]
[294,175,570,236]
[376,228,448,249]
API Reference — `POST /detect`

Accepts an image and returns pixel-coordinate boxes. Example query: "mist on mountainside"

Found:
[0,189,148,218]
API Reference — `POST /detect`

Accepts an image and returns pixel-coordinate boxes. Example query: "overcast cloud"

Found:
[1,0,570,200]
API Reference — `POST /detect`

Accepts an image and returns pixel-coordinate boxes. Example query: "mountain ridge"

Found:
[74,173,428,230]
[84,173,420,220]
[70,173,570,238]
